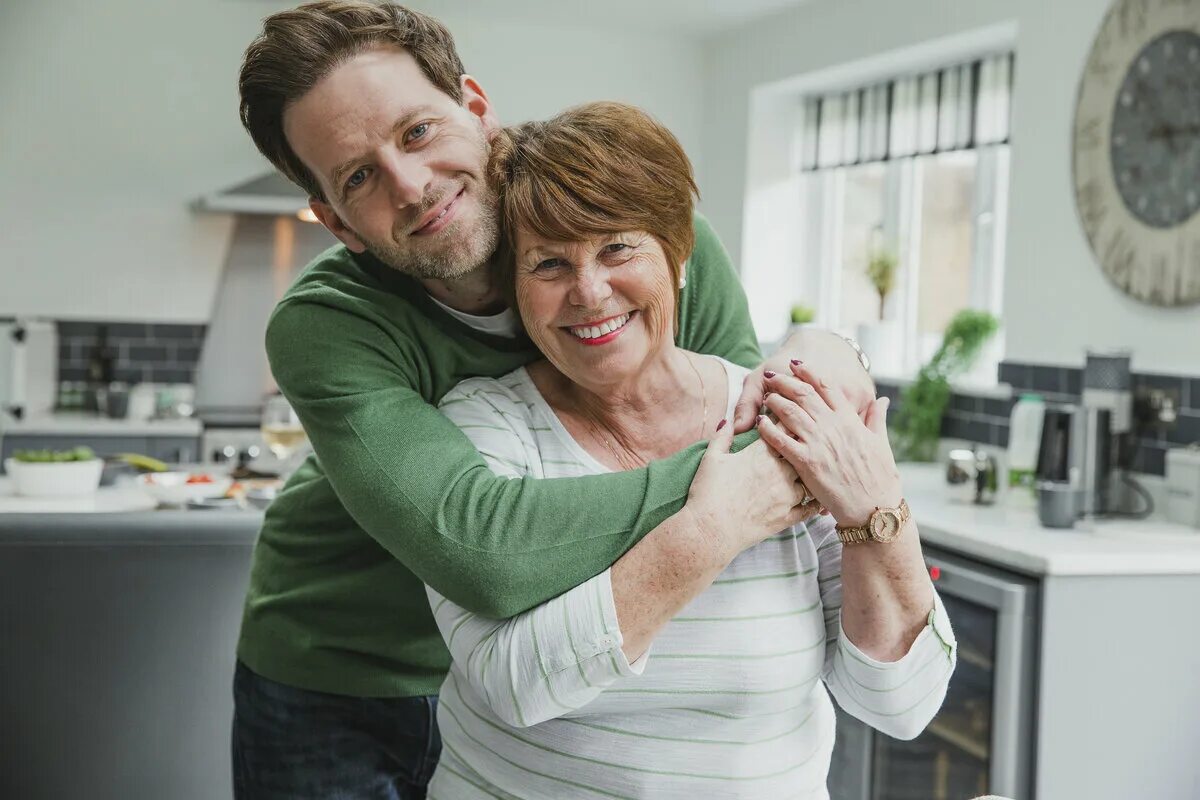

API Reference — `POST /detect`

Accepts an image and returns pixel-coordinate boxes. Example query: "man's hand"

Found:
[732,328,876,433]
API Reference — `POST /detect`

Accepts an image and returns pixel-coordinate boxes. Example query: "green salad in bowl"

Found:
[5,447,103,497]
[13,447,97,463]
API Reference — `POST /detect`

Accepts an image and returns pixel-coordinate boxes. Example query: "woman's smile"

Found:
[563,311,637,346]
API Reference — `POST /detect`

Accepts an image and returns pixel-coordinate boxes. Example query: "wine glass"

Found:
[261,394,308,470]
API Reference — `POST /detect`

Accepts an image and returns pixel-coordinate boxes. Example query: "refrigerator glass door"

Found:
[829,549,1037,800]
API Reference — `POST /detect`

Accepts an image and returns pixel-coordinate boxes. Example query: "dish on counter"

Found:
[141,471,234,506]
[4,455,104,497]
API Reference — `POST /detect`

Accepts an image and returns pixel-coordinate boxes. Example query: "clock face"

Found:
[1110,30,1200,229]
[1073,0,1200,307]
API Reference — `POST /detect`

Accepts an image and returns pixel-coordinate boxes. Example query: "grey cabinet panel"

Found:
[0,535,252,800]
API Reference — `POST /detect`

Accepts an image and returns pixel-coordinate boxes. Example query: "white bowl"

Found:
[4,458,104,497]
[141,472,233,507]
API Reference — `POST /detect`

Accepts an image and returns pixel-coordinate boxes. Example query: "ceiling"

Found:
[399,0,812,38]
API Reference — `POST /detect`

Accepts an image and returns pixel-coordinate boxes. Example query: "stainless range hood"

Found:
[193,171,310,216]
[191,172,333,427]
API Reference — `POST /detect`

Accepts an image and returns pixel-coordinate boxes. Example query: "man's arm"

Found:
[268,301,722,619]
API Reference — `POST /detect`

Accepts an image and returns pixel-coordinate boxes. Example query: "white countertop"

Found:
[1,412,202,437]
[0,480,158,513]
[902,463,1200,577]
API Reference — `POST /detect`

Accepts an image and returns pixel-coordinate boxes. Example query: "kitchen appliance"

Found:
[0,319,57,421]
[190,214,332,427]
[946,448,999,505]
[1034,403,1113,522]
[829,548,1038,800]
[1081,350,1131,433]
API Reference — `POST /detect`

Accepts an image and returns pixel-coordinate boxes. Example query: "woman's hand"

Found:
[732,329,876,433]
[757,359,902,527]
[683,419,815,560]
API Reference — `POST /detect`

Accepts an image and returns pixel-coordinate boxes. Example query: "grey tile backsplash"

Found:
[56,321,206,385]
[879,360,1200,477]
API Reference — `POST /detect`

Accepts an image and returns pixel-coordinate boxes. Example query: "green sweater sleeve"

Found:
[267,301,713,618]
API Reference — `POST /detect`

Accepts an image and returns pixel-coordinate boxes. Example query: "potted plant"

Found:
[890,309,1000,462]
[788,303,815,330]
[855,247,903,376]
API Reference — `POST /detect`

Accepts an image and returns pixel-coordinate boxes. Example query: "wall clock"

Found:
[1073,0,1200,306]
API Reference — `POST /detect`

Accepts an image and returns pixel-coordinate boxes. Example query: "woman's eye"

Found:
[534,258,562,271]
[603,243,630,255]
[407,123,430,143]
[346,169,369,190]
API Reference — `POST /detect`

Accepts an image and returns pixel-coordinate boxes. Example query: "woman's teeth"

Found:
[570,312,631,340]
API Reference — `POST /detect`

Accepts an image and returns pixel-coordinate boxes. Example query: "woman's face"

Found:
[513,229,679,391]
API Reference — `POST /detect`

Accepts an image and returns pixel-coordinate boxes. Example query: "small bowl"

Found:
[4,458,104,497]
[243,485,278,511]
[141,471,233,507]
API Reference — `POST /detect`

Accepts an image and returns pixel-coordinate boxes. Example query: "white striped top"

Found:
[427,357,956,800]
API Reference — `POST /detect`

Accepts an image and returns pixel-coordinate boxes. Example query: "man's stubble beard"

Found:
[358,183,500,281]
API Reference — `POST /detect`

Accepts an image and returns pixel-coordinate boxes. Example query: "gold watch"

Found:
[836,499,911,544]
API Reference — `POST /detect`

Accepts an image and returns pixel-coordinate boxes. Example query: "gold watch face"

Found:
[870,509,903,543]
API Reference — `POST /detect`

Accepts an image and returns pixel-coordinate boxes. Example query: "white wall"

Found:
[699,0,1200,376]
[0,0,704,323]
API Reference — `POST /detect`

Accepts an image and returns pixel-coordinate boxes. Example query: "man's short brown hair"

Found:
[239,0,464,200]
[487,102,698,322]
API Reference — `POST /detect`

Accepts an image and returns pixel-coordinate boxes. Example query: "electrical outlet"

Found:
[1132,387,1179,436]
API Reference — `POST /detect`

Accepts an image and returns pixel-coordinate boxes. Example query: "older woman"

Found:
[425,102,956,799]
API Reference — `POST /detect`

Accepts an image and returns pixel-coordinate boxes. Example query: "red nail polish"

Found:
[716,418,727,432]
[763,370,776,379]
[790,359,803,366]
[756,414,767,426]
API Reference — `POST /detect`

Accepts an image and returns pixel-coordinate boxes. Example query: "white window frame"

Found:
[803,145,1009,382]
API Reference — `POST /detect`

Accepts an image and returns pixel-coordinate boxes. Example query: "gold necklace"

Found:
[592,353,708,469]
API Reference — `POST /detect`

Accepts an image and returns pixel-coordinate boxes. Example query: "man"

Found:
[231,2,875,798]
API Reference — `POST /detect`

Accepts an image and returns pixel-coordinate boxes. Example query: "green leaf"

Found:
[891,310,999,462]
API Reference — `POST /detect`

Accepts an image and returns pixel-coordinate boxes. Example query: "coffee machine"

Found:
[1035,404,1113,523]
[1035,350,1138,525]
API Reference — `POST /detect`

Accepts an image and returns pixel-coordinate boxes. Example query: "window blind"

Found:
[799,52,1013,171]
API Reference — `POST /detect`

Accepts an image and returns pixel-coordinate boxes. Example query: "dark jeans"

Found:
[232,661,442,800]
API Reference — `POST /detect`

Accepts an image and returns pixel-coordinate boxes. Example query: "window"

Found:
[799,55,1012,382]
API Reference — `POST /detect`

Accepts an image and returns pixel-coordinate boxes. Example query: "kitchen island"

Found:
[0,505,261,800]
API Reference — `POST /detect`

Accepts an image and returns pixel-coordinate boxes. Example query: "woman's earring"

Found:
[679,275,688,289]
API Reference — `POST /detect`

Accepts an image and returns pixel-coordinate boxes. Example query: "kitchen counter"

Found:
[0,411,203,437]
[901,462,1200,577]
[0,507,262,544]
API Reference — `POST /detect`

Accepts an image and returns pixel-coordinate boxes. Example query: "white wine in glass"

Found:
[261,394,308,462]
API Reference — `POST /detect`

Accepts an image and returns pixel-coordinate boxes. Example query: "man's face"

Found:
[284,46,499,280]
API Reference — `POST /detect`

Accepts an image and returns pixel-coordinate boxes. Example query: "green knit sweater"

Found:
[236,214,761,697]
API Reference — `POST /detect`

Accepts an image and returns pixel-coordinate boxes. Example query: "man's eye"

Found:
[407,123,430,143]
[346,169,369,190]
